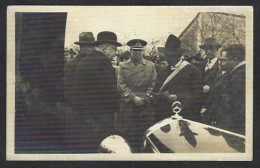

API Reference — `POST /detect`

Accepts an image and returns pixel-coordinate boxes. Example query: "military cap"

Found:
[127,39,147,50]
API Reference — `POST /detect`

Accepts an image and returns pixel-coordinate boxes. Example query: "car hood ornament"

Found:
[171,101,182,119]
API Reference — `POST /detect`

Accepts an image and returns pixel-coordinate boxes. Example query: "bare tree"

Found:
[180,12,245,55]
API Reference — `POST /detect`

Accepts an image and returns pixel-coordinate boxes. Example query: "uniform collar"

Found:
[127,58,146,65]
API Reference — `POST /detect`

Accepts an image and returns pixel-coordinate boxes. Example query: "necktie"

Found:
[205,59,211,71]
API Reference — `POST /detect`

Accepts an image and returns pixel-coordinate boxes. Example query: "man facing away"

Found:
[116,39,157,152]
[64,32,95,109]
[71,31,121,153]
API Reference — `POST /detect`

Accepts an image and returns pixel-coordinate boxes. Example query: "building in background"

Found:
[179,12,245,57]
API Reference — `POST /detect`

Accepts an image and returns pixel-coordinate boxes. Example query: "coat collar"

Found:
[126,58,146,65]
[232,60,245,72]
[123,58,147,75]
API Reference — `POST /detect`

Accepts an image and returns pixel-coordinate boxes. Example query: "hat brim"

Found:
[158,47,165,53]
[127,39,147,47]
[74,41,95,45]
[187,56,205,62]
[94,40,122,47]
[199,44,222,50]
[158,47,182,54]
[131,47,144,50]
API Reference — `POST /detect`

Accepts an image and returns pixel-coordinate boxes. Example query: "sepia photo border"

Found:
[6,6,253,161]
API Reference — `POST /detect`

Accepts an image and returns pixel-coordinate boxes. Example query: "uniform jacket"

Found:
[117,58,157,102]
[116,58,157,143]
[153,61,204,121]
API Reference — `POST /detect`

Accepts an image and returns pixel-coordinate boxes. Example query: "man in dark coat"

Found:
[73,31,122,152]
[153,34,204,122]
[217,44,246,135]
[64,32,95,109]
[116,39,157,152]
[199,37,223,119]
[199,37,222,89]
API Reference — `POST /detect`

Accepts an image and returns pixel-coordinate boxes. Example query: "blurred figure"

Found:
[152,55,160,64]
[64,32,95,109]
[118,51,131,62]
[157,56,169,71]
[99,135,132,153]
[186,53,205,72]
[181,48,193,61]
[116,39,157,153]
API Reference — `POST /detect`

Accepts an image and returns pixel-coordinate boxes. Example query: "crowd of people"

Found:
[64,31,246,153]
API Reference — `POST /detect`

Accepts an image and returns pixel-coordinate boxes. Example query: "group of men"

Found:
[64,31,246,153]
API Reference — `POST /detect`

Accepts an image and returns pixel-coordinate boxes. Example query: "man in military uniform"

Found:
[153,34,203,122]
[116,39,157,152]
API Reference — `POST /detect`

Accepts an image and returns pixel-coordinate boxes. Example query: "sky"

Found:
[63,6,248,48]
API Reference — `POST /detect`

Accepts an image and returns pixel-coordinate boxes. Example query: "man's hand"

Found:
[168,94,177,102]
[133,96,144,106]
[203,85,210,93]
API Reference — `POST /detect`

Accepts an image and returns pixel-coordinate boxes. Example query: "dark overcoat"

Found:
[202,71,231,125]
[202,59,222,101]
[218,62,246,135]
[153,61,204,122]
[64,54,86,105]
[71,50,120,152]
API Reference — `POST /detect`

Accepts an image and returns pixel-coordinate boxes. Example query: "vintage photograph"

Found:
[6,6,253,160]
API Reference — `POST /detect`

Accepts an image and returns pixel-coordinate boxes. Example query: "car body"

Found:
[142,102,245,153]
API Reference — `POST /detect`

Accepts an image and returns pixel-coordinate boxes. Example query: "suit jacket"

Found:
[219,62,246,135]
[153,61,204,121]
[75,50,119,133]
[203,58,221,87]
[202,58,223,110]
[202,71,231,124]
